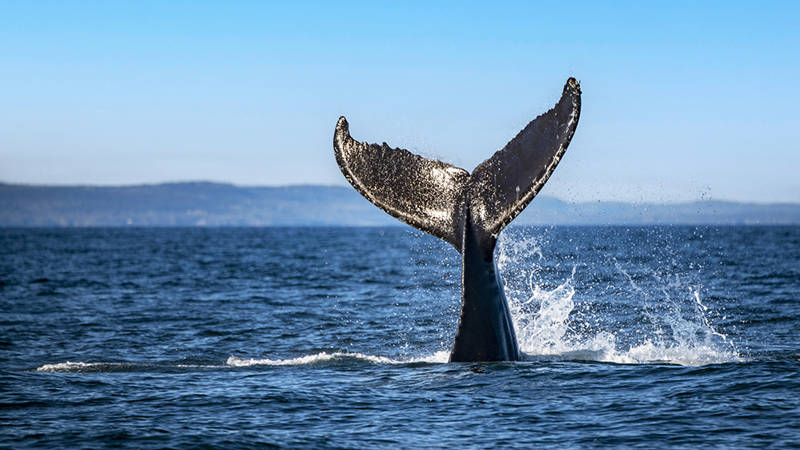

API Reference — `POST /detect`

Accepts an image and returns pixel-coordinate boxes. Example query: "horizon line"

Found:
[2,180,798,207]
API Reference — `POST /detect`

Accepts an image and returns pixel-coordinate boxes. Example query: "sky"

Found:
[1,1,798,203]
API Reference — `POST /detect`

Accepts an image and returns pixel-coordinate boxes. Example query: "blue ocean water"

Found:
[1,226,798,448]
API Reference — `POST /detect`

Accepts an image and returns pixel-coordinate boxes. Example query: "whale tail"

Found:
[334,78,581,250]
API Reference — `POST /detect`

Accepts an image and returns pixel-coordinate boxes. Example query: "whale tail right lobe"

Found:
[333,78,581,250]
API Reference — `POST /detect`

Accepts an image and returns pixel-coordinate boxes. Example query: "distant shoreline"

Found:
[2,182,799,227]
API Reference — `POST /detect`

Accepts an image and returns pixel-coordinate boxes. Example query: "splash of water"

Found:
[497,231,740,366]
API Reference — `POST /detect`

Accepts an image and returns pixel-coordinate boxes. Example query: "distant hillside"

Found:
[1,182,798,226]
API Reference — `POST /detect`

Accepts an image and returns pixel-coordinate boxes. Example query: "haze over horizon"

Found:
[3,180,800,206]
[2,1,798,203]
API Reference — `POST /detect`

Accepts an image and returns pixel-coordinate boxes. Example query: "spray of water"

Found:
[497,231,740,366]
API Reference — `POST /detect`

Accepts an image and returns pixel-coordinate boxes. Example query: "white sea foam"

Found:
[35,351,451,372]
[36,361,229,372]
[226,350,450,367]
[497,232,742,367]
[36,361,118,372]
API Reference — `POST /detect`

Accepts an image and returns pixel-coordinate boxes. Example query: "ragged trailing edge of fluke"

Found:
[334,77,580,249]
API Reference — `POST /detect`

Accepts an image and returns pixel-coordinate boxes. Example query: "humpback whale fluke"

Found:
[334,78,582,362]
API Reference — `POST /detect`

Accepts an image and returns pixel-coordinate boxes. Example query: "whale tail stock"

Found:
[333,78,581,251]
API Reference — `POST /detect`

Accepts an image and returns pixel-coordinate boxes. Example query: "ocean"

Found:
[1,226,798,448]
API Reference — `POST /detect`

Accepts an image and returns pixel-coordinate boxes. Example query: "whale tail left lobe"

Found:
[333,78,581,248]
[333,117,470,249]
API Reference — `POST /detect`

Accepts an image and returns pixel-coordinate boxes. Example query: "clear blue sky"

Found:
[1,1,798,202]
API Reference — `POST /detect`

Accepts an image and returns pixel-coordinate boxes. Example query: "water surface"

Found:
[2,226,798,447]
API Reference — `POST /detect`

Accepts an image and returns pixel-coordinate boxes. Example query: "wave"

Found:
[35,361,226,373]
[36,361,128,372]
[225,351,450,367]
[37,345,741,374]
[35,351,453,372]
